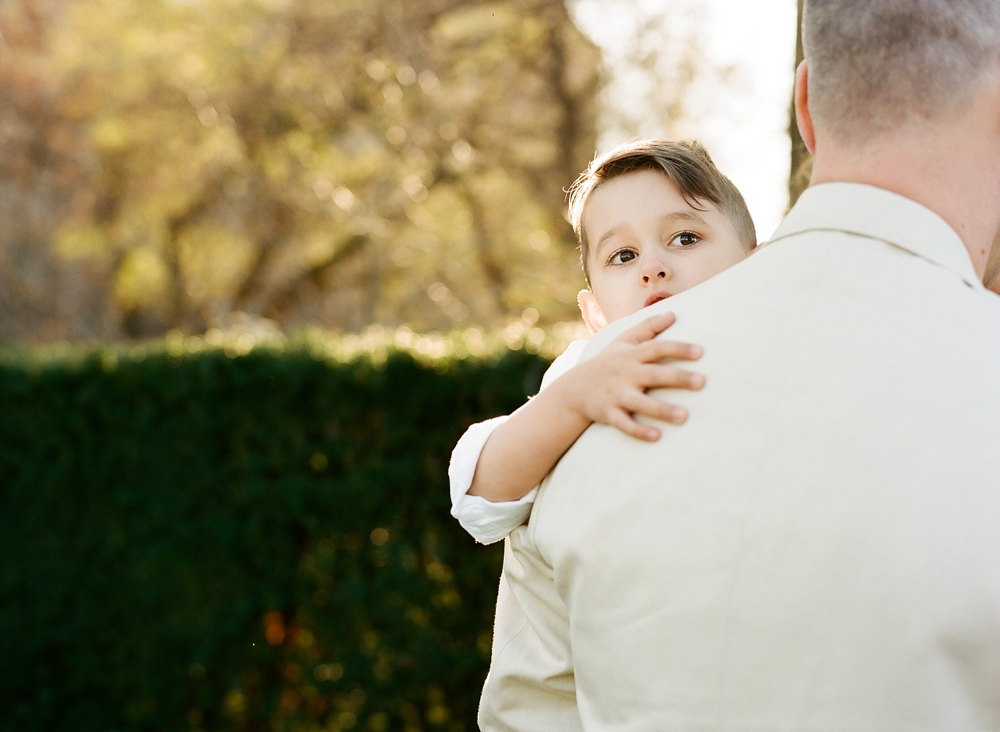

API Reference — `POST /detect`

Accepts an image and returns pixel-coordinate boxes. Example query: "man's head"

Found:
[797,0,1000,280]
[566,139,756,333]
[803,0,1000,143]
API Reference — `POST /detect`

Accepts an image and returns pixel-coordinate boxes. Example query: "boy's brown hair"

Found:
[567,139,757,284]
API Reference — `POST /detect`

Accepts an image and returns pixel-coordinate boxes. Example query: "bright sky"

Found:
[573,0,800,241]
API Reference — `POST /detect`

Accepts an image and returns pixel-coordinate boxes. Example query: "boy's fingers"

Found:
[616,312,676,344]
[624,392,689,425]
[641,364,705,390]
[606,408,660,441]
[635,339,703,363]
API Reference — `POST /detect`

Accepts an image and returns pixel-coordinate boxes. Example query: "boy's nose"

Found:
[641,258,671,283]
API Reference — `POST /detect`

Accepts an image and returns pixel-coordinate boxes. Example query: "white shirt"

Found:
[480,183,1000,731]
[448,339,588,544]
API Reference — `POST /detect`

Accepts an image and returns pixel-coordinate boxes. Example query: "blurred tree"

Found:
[0,0,106,340]
[573,0,731,148]
[0,0,601,340]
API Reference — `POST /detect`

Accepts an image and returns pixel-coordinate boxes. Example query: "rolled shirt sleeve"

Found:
[449,416,537,544]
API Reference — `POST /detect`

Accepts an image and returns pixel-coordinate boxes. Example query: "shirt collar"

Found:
[766,182,982,290]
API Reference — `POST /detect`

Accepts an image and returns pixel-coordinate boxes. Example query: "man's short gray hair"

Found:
[803,0,1000,141]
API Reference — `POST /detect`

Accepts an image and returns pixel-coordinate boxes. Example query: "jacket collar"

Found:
[767,182,982,290]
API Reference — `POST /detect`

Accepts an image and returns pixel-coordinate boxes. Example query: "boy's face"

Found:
[578,169,749,333]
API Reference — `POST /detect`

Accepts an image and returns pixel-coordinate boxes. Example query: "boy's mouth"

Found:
[645,292,671,307]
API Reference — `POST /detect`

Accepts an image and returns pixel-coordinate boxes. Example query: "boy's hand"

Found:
[561,312,704,442]
[467,311,702,504]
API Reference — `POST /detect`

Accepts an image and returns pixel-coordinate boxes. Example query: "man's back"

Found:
[483,184,1000,731]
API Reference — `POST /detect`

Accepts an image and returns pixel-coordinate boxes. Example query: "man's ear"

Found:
[577,290,608,334]
[984,225,1000,291]
[794,60,817,155]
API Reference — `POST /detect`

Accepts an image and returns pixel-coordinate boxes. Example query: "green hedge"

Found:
[0,339,550,731]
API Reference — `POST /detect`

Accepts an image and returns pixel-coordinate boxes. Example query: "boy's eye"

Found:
[609,249,637,265]
[669,231,701,248]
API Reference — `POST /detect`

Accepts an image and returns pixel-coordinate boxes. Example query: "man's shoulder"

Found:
[588,231,1000,363]
[539,339,589,392]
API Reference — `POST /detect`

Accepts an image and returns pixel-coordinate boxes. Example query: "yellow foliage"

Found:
[1,0,602,340]
[114,248,168,311]
[55,224,109,260]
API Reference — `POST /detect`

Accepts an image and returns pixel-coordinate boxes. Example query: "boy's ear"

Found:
[577,290,607,335]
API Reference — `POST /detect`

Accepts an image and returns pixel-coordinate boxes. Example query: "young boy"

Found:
[449,139,757,544]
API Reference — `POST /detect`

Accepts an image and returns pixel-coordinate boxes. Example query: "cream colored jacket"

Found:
[479,183,1000,732]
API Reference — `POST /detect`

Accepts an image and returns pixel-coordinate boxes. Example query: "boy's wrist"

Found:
[545,368,593,432]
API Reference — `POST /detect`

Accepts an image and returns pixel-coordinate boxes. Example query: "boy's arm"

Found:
[468,313,704,503]
[448,342,585,544]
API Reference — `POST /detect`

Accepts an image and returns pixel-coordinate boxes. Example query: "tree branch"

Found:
[263,233,367,316]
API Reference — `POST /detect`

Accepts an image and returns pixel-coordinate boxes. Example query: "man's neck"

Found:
[810,122,1000,280]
